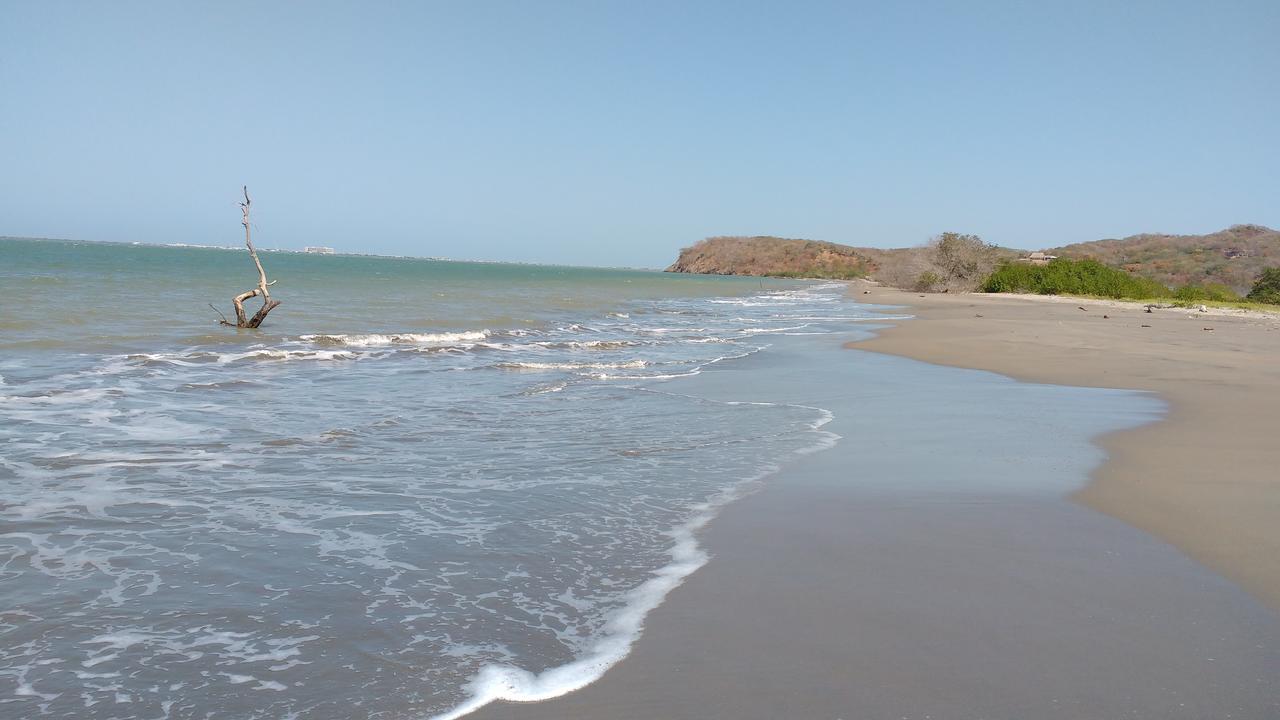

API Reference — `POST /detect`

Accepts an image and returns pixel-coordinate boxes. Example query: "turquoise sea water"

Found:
[1,238,899,718]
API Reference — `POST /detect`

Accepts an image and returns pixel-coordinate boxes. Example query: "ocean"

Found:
[0,238,901,718]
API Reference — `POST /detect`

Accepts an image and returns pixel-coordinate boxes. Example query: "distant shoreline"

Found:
[0,235,665,272]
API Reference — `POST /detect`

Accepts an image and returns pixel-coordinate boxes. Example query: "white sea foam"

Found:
[256,680,287,691]
[425,469,772,720]
[704,348,766,365]
[735,324,812,335]
[0,387,115,406]
[521,381,570,395]
[498,360,648,371]
[590,370,701,381]
[639,326,707,335]
[221,348,359,363]
[300,331,490,347]
[533,340,642,350]
[685,336,731,343]
[120,348,360,366]
[426,393,843,720]
[725,401,842,454]
[776,315,911,322]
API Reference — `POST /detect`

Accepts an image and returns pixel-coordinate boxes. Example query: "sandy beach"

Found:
[850,281,1280,610]
[472,296,1280,720]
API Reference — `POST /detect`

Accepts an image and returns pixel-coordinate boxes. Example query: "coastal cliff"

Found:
[665,234,1016,291]
[666,236,874,279]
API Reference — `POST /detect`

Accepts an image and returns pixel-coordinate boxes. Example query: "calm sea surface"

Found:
[0,238,893,718]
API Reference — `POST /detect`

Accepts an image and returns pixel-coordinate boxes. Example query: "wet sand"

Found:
[849,281,1280,610]
[471,324,1280,720]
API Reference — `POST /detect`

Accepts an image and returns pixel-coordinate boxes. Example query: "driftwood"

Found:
[221,186,281,328]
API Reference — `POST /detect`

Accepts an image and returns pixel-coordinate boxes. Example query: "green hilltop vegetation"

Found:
[666,226,1280,306]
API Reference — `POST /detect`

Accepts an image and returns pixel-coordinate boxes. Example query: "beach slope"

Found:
[850,281,1280,609]
[471,309,1279,720]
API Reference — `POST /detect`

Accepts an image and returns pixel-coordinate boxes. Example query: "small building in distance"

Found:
[1017,251,1058,265]
[304,246,335,255]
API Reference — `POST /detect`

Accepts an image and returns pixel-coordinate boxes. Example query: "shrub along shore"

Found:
[981,257,1280,309]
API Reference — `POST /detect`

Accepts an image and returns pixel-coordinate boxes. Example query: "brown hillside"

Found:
[667,234,1021,291]
[1050,225,1279,294]
[666,236,875,279]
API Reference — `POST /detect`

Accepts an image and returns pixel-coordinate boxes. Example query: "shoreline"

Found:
[470,306,1279,720]
[846,280,1280,611]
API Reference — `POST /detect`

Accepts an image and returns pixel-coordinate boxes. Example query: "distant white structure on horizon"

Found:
[304,246,335,255]
[1018,251,1058,265]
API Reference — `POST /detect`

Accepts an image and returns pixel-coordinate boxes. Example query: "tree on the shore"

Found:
[930,232,998,284]
[218,186,281,328]
[1246,267,1280,304]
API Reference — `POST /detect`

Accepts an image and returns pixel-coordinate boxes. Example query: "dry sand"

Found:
[849,281,1280,610]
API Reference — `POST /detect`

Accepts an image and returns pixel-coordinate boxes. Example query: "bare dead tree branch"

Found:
[224,186,282,328]
[209,303,230,325]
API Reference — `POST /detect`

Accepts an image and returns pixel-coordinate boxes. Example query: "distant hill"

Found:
[666,236,876,279]
[666,234,1021,291]
[1050,225,1279,294]
[668,226,1279,295]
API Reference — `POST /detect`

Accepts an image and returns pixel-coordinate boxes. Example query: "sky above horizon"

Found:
[2,1,1277,268]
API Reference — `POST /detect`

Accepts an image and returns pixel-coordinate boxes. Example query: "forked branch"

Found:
[222,186,282,328]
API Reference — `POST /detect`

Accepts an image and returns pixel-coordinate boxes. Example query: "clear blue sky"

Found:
[2,1,1277,267]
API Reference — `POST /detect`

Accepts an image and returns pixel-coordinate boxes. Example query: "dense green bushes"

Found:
[981,258,1280,306]
[981,259,1169,299]
[1173,283,1241,303]
[1247,267,1280,304]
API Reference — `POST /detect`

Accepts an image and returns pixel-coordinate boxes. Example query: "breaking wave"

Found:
[301,330,490,347]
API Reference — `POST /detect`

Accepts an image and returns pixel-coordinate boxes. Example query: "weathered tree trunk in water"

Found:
[222,186,281,328]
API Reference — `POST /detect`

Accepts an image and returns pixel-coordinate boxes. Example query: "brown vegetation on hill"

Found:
[667,225,1278,297]
[665,236,875,279]
[1050,224,1279,294]
[667,234,1019,291]
[863,233,1020,292]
